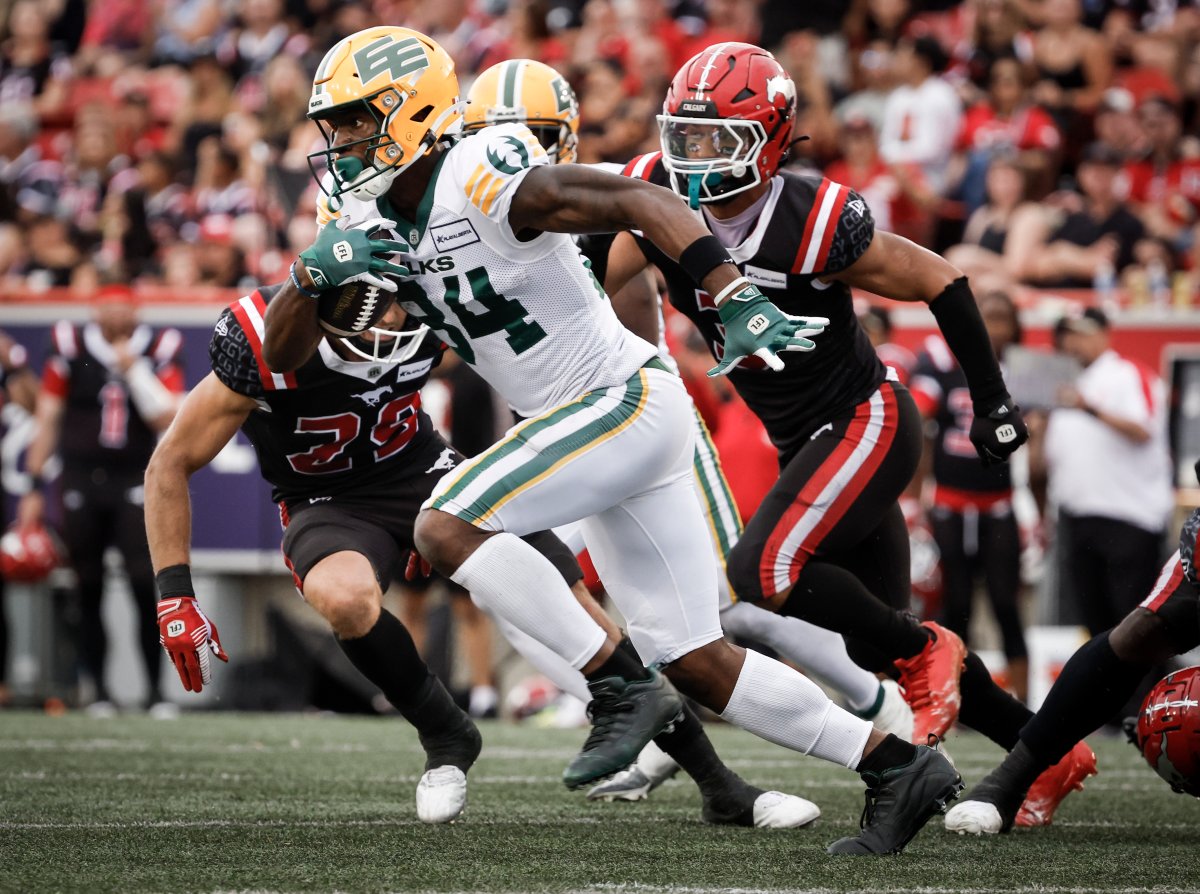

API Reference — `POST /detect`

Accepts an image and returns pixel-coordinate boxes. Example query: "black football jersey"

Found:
[622,153,885,457]
[42,320,184,476]
[909,336,1011,494]
[209,285,448,504]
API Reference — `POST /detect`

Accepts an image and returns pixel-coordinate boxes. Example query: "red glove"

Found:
[404,549,433,582]
[157,596,229,693]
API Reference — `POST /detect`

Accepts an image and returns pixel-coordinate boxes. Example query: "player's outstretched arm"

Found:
[145,373,255,571]
[511,165,826,374]
[830,231,1028,465]
[144,373,255,692]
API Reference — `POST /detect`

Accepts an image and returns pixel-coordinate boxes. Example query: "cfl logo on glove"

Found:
[996,423,1017,444]
[333,240,354,262]
[167,620,186,638]
[747,314,770,335]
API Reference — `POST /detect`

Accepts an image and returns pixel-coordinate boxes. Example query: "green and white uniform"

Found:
[320,123,723,665]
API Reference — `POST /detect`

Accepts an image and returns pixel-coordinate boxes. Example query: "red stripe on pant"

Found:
[758,385,899,599]
[1141,552,1184,613]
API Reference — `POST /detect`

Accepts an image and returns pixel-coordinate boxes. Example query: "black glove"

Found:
[969,398,1028,466]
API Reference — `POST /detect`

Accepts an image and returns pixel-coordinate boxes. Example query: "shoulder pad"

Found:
[621,152,666,185]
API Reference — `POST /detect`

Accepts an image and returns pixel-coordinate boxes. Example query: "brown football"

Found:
[316,280,393,337]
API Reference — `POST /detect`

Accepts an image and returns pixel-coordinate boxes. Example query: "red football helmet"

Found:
[658,42,797,208]
[1136,665,1200,797]
[0,522,61,582]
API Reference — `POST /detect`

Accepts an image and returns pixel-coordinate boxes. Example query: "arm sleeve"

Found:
[820,188,876,275]
[209,308,265,399]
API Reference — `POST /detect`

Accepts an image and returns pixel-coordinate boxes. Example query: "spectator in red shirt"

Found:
[825,114,931,243]
[1119,95,1200,258]
[956,56,1061,210]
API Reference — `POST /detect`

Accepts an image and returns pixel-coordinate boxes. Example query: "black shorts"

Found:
[727,379,923,603]
[279,452,581,593]
[1137,509,1200,654]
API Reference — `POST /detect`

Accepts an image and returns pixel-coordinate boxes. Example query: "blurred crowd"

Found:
[0,0,1196,301]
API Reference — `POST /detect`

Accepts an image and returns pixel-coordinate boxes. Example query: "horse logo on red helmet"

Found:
[658,43,797,208]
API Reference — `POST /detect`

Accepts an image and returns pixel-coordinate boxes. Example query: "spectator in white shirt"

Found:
[1043,307,1173,637]
[879,35,962,196]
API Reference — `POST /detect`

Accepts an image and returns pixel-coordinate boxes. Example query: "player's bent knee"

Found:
[413,508,489,576]
[304,552,382,639]
[1110,609,1177,666]
[725,541,768,605]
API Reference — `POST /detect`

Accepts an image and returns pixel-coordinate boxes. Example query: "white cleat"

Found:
[751,790,821,829]
[586,740,680,801]
[944,799,1004,835]
[416,766,468,823]
[873,679,914,742]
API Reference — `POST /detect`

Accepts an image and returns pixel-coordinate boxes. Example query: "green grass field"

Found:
[1,711,1196,894]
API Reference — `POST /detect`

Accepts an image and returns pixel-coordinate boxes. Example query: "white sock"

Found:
[720,600,881,712]
[452,532,607,671]
[720,648,872,769]
[487,607,592,702]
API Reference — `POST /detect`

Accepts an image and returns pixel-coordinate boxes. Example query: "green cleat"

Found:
[562,670,682,790]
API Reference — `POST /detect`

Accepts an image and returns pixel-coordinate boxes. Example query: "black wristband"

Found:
[928,277,1009,413]
[679,235,735,287]
[156,564,195,600]
[28,472,47,491]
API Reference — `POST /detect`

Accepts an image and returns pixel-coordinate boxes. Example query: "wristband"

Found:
[289,261,321,299]
[713,276,755,306]
[28,471,48,491]
[156,564,195,600]
[679,235,735,287]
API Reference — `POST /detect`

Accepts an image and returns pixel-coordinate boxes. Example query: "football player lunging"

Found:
[947,463,1200,832]
[461,58,914,803]
[148,298,487,823]
[599,42,1094,834]
[266,27,960,855]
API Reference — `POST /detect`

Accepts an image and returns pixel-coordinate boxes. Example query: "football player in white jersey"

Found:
[263,27,960,855]
[461,58,914,803]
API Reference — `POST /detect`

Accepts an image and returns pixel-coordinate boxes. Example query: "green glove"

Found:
[707,280,829,377]
[299,216,410,293]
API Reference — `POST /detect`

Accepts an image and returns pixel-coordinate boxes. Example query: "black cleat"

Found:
[562,670,683,790]
[827,745,963,855]
[420,711,483,774]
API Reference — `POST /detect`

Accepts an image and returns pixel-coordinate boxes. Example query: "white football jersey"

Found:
[317,124,656,417]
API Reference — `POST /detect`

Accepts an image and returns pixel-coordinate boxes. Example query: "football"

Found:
[316,279,394,337]
[1136,665,1200,797]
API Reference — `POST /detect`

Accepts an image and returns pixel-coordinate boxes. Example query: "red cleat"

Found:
[894,622,967,742]
[1015,741,1097,827]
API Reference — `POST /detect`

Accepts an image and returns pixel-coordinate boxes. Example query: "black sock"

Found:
[1020,632,1147,766]
[337,611,477,771]
[652,702,741,798]
[857,733,918,776]
[783,562,929,660]
[585,638,652,683]
[958,650,1034,751]
[985,740,1044,800]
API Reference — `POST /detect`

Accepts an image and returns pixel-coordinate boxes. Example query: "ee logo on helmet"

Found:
[353,35,430,87]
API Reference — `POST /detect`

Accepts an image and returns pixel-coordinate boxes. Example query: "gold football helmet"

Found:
[308,26,463,201]
[464,59,579,164]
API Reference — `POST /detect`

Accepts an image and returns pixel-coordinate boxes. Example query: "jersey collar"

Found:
[376,149,450,247]
[712,176,785,264]
[83,322,153,372]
